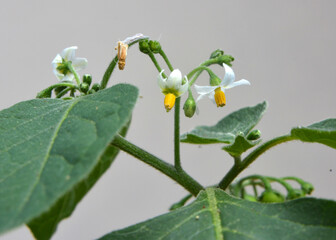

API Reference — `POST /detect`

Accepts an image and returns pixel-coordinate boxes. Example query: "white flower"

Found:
[194,63,250,107]
[52,46,88,82]
[157,69,189,112]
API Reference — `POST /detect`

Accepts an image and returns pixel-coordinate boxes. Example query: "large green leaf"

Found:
[99,188,336,240]
[181,102,267,155]
[27,120,131,240]
[0,84,138,235]
[291,119,336,149]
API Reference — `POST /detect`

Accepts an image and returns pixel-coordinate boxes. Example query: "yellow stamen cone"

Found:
[214,87,226,107]
[164,93,176,112]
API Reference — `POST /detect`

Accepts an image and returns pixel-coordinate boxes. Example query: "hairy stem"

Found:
[112,135,204,196]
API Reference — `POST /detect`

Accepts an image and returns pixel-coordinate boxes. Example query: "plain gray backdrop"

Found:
[1,0,335,239]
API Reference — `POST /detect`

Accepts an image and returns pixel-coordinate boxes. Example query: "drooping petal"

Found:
[53,69,64,81]
[166,69,182,89]
[52,54,62,64]
[61,46,77,61]
[178,83,189,96]
[62,73,75,82]
[72,58,88,71]
[194,84,217,95]
[225,79,250,89]
[157,70,167,90]
[221,63,235,87]
[122,33,148,45]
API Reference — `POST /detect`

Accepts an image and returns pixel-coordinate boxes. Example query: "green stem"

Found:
[56,87,71,98]
[67,63,81,86]
[112,135,204,196]
[174,97,182,170]
[266,176,294,193]
[147,52,166,78]
[218,135,295,190]
[159,49,174,71]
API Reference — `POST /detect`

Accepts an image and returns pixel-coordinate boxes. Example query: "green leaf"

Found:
[99,188,336,240]
[181,102,267,155]
[0,84,138,235]
[222,134,261,157]
[291,119,336,149]
[27,120,131,240]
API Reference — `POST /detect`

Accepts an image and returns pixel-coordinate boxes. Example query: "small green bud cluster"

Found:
[139,39,162,54]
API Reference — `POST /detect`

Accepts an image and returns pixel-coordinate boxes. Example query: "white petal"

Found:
[53,69,64,81]
[225,79,251,89]
[72,58,88,71]
[208,91,216,104]
[166,69,182,89]
[122,33,148,45]
[157,70,167,90]
[62,73,75,82]
[196,93,207,102]
[221,63,235,87]
[178,82,189,96]
[61,46,77,61]
[52,54,62,64]
[194,84,216,95]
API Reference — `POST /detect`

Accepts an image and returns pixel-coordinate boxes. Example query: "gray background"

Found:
[1,0,335,239]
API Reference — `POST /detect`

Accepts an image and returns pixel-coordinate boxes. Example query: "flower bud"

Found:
[183,95,196,118]
[217,55,235,66]
[88,89,96,94]
[247,130,261,140]
[301,182,314,194]
[91,83,100,92]
[259,190,285,203]
[80,82,89,93]
[139,39,151,54]
[83,74,92,86]
[210,49,224,59]
[287,189,305,200]
[149,40,161,54]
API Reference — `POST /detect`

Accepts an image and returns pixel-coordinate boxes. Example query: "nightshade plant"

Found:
[0,33,335,240]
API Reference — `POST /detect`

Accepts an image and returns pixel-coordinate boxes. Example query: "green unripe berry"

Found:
[139,39,151,54]
[247,130,261,140]
[80,82,89,93]
[183,97,196,118]
[243,194,257,202]
[149,40,161,54]
[91,83,100,92]
[83,74,92,86]
[259,190,285,203]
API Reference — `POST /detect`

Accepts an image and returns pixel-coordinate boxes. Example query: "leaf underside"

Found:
[99,188,336,240]
[0,84,138,235]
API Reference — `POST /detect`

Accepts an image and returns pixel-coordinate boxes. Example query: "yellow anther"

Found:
[214,87,226,107]
[115,41,128,70]
[164,93,176,112]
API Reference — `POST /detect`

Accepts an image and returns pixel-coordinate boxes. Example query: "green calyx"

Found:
[209,71,221,86]
[139,39,151,54]
[91,83,100,92]
[287,189,305,200]
[149,40,161,54]
[80,83,89,93]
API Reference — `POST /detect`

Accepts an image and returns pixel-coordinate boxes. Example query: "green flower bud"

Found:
[210,49,224,59]
[301,182,314,194]
[149,40,161,54]
[91,83,100,92]
[36,88,52,99]
[139,39,151,54]
[259,190,285,203]
[83,74,92,86]
[247,130,261,140]
[80,82,89,93]
[217,55,235,66]
[183,94,196,118]
[287,189,305,200]
[54,86,67,96]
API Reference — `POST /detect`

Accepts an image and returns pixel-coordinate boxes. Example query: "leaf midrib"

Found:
[206,188,224,240]
[15,98,80,219]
